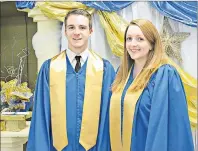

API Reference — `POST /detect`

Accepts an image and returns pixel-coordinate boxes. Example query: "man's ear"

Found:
[90,28,93,34]
[65,29,67,37]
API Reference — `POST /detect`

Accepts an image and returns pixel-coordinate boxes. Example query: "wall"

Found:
[0,2,37,90]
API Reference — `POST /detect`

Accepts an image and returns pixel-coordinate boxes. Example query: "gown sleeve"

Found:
[96,60,115,151]
[26,60,55,151]
[144,65,194,151]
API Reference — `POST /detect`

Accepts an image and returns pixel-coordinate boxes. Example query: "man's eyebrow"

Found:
[67,25,74,27]
[67,24,88,26]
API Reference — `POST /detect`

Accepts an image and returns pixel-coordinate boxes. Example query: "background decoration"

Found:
[16,1,35,10]
[160,17,190,64]
[34,2,95,22]
[0,79,33,112]
[81,1,134,12]
[98,11,128,57]
[16,1,197,27]
[16,48,30,85]
[150,1,197,27]
[0,48,33,112]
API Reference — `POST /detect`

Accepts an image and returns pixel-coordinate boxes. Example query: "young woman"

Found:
[110,19,194,151]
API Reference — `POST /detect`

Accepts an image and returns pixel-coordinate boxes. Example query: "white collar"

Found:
[66,48,89,67]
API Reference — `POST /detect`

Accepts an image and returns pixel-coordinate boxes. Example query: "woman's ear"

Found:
[149,45,153,51]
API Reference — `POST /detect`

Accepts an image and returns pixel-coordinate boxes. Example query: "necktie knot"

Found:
[75,56,81,62]
[75,56,81,72]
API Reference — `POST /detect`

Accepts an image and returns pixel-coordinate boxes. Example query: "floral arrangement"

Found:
[0,79,33,112]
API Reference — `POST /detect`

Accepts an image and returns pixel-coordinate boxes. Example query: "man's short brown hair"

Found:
[64,9,92,30]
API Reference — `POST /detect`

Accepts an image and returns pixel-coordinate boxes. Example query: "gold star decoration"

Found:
[160,17,190,63]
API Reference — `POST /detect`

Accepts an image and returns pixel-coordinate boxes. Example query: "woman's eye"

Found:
[137,37,143,41]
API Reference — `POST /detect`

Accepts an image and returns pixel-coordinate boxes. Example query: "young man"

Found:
[27,9,115,151]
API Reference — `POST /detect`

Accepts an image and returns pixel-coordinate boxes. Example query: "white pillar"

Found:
[1,138,27,151]
[1,122,30,151]
[28,7,62,71]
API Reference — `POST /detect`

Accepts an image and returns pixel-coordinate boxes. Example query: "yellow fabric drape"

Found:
[37,1,95,22]
[98,11,128,56]
[50,50,104,151]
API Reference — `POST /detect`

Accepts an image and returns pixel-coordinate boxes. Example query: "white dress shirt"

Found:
[66,48,89,69]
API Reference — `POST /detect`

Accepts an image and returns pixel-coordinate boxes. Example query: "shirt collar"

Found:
[66,48,89,63]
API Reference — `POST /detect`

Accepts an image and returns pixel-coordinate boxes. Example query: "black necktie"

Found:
[75,56,81,72]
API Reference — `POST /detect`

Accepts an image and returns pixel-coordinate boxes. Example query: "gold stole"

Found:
[110,63,165,151]
[50,50,103,151]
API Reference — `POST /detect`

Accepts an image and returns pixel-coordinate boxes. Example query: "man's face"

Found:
[65,15,92,53]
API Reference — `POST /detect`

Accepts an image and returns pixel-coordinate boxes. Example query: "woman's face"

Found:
[126,25,152,63]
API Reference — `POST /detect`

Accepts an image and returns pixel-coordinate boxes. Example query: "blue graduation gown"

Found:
[27,56,115,151]
[121,64,194,151]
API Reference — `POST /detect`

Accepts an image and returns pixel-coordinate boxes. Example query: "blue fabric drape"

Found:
[16,1,35,9]
[15,1,197,27]
[150,1,197,27]
[81,1,134,12]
